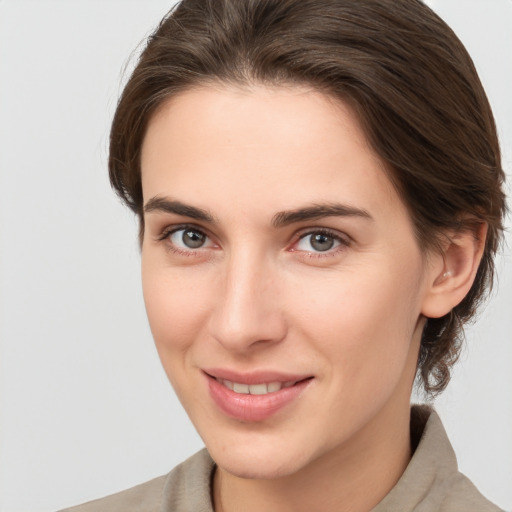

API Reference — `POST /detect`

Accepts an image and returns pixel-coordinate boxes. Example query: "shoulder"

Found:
[374,406,503,512]
[424,410,503,512]
[58,449,215,512]
[58,474,167,512]
[421,408,503,512]
[439,472,503,512]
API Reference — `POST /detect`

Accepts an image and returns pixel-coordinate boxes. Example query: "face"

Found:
[140,84,435,479]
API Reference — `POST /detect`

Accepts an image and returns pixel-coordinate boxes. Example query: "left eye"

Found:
[168,228,210,249]
[295,232,342,252]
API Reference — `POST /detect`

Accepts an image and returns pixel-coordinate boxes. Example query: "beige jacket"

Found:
[60,407,502,512]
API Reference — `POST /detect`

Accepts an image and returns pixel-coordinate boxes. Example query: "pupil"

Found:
[183,230,205,248]
[311,233,334,251]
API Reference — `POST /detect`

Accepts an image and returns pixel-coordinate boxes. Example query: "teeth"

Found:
[223,379,234,391]
[233,382,250,394]
[267,382,282,393]
[249,383,268,395]
[216,378,296,395]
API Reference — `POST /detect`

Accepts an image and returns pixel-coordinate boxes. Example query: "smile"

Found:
[215,378,296,395]
[205,371,314,422]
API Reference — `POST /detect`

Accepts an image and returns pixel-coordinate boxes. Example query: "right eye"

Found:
[167,227,212,250]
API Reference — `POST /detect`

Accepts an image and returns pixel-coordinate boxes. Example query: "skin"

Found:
[140,84,485,512]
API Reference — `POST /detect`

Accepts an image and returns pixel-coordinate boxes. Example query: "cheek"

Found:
[287,258,424,379]
[292,266,424,441]
[141,259,211,358]
[141,264,214,406]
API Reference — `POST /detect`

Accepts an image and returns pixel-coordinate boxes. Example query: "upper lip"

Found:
[203,368,313,385]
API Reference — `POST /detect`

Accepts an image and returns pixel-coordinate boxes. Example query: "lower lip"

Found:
[206,375,312,422]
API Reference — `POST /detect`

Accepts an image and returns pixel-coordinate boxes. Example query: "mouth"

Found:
[204,370,314,422]
[213,377,298,395]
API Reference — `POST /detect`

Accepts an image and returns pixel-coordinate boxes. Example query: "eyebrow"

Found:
[144,196,372,227]
[144,197,215,223]
[271,203,373,228]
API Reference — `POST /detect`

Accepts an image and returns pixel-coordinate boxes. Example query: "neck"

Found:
[213,399,413,512]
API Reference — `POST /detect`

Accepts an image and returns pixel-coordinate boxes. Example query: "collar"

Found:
[372,405,458,511]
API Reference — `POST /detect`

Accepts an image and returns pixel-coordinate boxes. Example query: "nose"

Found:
[208,249,287,354]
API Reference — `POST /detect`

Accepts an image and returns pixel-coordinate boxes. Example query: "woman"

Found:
[62,0,506,510]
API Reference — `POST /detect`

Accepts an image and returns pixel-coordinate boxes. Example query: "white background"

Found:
[0,1,511,511]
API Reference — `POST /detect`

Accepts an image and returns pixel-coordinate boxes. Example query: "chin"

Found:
[217,454,304,480]
[206,433,317,480]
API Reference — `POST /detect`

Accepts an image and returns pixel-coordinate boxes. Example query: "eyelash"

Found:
[292,228,350,259]
[156,224,350,259]
[156,224,215,257]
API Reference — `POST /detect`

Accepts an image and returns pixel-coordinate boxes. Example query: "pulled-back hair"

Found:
[109,0,506,395]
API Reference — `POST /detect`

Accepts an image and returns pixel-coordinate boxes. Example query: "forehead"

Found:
[143,83,372,163]
[140,84,404,222]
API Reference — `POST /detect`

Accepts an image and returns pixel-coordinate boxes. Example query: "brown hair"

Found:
[109,0,506,395]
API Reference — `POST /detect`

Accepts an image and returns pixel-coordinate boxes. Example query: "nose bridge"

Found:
[209,245,285,351]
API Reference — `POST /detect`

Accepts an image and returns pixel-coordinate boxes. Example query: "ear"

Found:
[421,222,487,319]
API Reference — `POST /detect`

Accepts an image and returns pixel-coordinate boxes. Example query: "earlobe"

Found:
[421,223,487,319]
